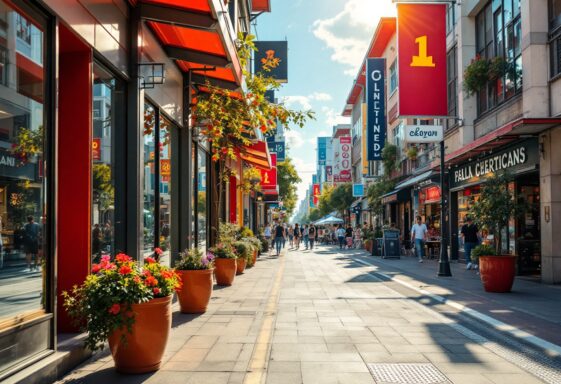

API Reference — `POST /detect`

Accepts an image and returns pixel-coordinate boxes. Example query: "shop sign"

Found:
[352,184,365,197]
[0,149,35,180]
[92,138,101,160]
[333,136,352,183]
[404,125,443,143]
[260,153,277,188]
[381,193,398,205]
[160,159,171,176]
[313,184,320,207]
[450,139,539,190]
[326,166,333,182]
[419,186,441,204]
[366,58,386,160]
[254,41,288,83]
[268,141,285,162]
[397,3,447,117]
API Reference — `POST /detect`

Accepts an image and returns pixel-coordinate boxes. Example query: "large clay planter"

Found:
[214,258,236,286]
[479,255,517,293]
[236,258,247,275]
[108,295,172,374]
[176,269,214,313]
[364,240,372,253]
[252,250,257,265]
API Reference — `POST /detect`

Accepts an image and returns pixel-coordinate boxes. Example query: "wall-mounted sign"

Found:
[267,141,285,161]
[366,58,386,160]
[333,136,352,183]
[254,41,288,83]
[397,3,447,117]
[260,153,277,188]
[352,184,365,197]
[419,186,441,204]
[92,138,101,160]
[404,125,443,143]
[312,184,320,207]
[449,139,539,190]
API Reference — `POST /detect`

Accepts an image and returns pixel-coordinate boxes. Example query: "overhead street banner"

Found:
[366,58,386,160]
[313,184,321,207]
[397,3,447,117]
[333,136,352,183]
[268,141,286,161]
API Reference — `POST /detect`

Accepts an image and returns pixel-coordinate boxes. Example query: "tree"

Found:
[367,178,394,218]
[277,157,301,217]
[308,208,322,222]
[329,183,354,218]
[317,184,335,217]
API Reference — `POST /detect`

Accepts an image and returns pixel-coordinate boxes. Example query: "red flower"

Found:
[162,271,174,280]
[154,247,163,256]
[115,253,131,263]
[143,270,152,277]
[133,276,141,284]
[144,257,156,264]
[118,265,132,275]
[91,264,101,274]
[153,288,161,295]
[108,303,120,315]
[145,276,158,287]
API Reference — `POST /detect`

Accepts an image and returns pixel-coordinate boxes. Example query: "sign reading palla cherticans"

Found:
[366,58,386,160]
[404,125,443,143]
[450,139,539,190]
[397,3,447,117]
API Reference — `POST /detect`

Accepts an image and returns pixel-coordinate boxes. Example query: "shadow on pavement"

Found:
[60,367,155,384]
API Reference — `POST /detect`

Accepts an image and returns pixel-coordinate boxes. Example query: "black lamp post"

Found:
[438,139,452,276]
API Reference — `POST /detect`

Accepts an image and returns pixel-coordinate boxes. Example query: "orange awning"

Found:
[239,140,272,170]
[134,0,242,89]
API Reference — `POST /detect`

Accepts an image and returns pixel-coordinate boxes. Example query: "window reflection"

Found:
[197,148,207,249]
[159,116,171,266]
[92,64,117,262]
[0,0,47,322]
[143,103,156,257]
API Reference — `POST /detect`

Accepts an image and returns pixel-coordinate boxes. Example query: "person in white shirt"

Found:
[336,225,346,250]
[410,216,428,263]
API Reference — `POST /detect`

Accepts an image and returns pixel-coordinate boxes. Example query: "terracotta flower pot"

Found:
[236,258,247,275]
[214,258,236,286]
[479,255,517,293]
[176,269,214,314]
[108,295,172,374]
[253,250,257,264]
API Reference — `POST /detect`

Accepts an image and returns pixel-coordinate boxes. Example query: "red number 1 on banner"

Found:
[411,35,435,67]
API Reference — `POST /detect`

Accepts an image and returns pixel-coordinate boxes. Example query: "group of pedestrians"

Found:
[334,224,364,250]
[263,222,320,256]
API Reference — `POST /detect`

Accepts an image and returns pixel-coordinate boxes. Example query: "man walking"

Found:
[411,216,428,263]
[303,225,309,250]
[461,216,479,270]
[308,224,317,250]
[273,222,285,257]
[336,225,346,250]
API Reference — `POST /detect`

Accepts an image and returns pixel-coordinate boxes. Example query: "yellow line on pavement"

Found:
[244,252,286,384]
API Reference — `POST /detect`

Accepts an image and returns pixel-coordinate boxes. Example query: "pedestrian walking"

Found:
[353,225,363,248]
[308,224,317,250]
[303,225,309,249]
[411,216,428,263]
[288,225,294,248]
[294,224,301,249]
[273,222,285,256]
[345,225,353,249]
[264,223,272,248]
[24,215,41,271]
[336,225,346,249]
[461,217,480,270]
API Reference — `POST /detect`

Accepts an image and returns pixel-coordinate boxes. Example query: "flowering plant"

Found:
[175,248,215,270]
[209,243,237,259]
[233,241,251,262]
[62,252,181,351]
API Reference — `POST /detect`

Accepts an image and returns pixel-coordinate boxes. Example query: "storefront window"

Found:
[0,0,47,325]
[197,147,207,249]
[159,115,171,264]
[143,103,156,257]
[91,64,119,263]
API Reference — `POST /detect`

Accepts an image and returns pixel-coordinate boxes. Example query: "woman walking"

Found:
[294,223,301,250]
[288,225,294,248]
[274,223,285,257]
[308,224,317,250]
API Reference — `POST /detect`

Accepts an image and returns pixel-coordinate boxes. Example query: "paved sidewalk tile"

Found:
[57,246,552,384]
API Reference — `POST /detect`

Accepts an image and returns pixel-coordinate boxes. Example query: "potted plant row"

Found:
[175,248,215,314]
[63,251,181,374]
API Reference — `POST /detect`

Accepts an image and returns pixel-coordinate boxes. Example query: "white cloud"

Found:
[282,92,332,110]
[312,0,396,76]
[292,157,317,203]
[284,129,305,149]
[322,106,350,127]
[310,92,332,101]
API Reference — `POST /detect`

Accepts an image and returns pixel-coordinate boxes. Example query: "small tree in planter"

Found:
[469,173,527,292]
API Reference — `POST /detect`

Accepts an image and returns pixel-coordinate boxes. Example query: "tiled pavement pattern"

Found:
[57,246,551,384]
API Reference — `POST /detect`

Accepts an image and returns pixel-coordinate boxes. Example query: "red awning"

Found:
[134,0,242,89]
[342,18,396,116]
[252,0,271,12]
[239,140,272,170]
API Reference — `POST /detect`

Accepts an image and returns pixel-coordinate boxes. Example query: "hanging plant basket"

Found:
[463,55,490,96]
[406,146,418,160]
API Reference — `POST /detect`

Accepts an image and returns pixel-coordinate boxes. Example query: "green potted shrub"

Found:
[175,248,215,314]
[469,172,527,292]
[210,243,237,286]
[406,146,418,161]
[233,241,251,275]
[243,236,262,266]
[464,55,491,96]
[63,253,181,373]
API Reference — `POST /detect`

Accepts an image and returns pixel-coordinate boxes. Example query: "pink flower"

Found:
[108,303,120,315]
[101,255,110,263]
[154,247,163,256]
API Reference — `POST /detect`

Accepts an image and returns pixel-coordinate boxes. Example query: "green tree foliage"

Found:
[92,164,115,211]
[317,184,335,217]
[277,157,301,217]
[308,208,322,222]
[366,179,395,217]
[381,144,399,175]
[328,183,354,217]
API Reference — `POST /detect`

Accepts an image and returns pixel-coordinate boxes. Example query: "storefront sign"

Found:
[254,41,288,83]
[267,141,285,162]
[160,159,171,176]
[0,149,35,180]
[92,138,101,160]
[381,194,398,205]
[397,3,447,117]
[353,184,365,197]
[450,139,539,190]
[260,153,277,188]
[366,58,386,160]
[326,165,333,182]
[404,125,443,143]
[419,186,441,204]
[333,136,352,183]
[313,184,320,207]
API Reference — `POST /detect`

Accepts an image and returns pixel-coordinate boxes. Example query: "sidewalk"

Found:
[56,245,556,384]
[349,250,561,349]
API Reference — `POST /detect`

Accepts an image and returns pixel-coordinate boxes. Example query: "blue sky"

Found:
[254,0,396,205]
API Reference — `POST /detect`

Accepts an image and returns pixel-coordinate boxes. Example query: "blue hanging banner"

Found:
[267,141,286,162]
[366,58,386,161]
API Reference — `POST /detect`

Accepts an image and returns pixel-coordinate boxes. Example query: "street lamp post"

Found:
[438,139,452,276]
